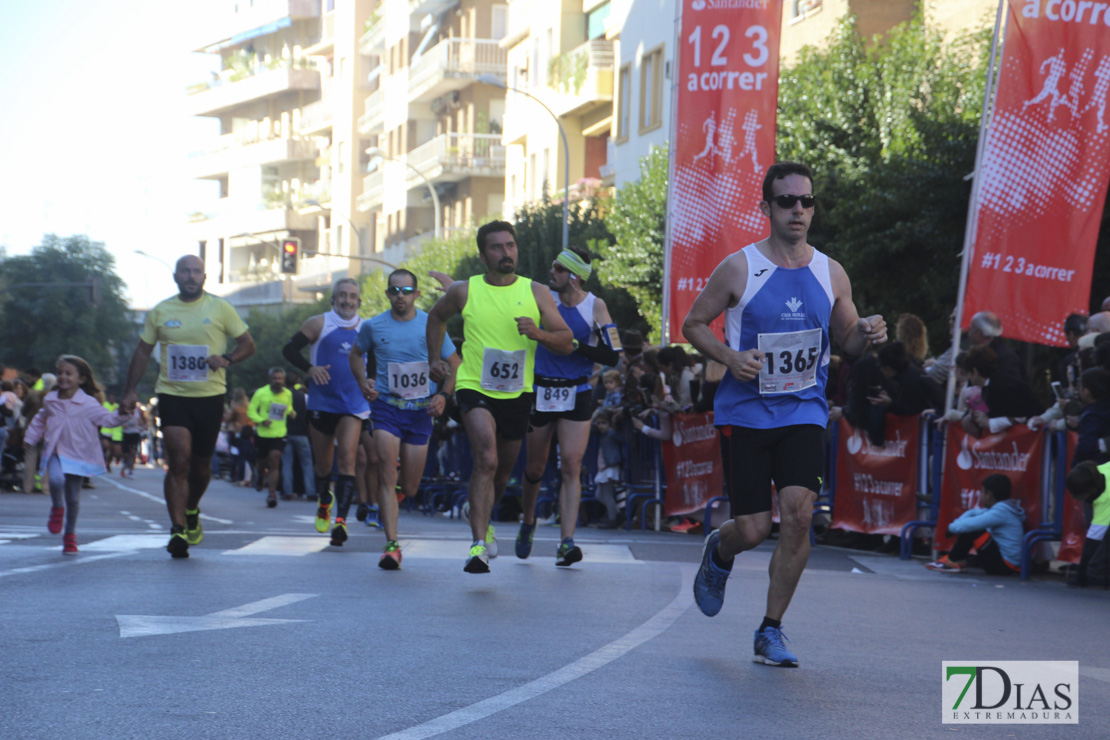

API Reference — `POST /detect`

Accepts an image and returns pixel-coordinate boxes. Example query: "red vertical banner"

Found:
[962,1,1110,345]
[830,416,921,535]
[662,412,724,517]
[934,425,1045,551]
[665,0,783,342]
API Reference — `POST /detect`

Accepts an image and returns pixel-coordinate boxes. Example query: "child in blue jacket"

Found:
[926,473,1025,575]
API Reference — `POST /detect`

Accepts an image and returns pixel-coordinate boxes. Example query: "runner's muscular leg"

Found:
[309,426,336,478]
[521,422,556,526]
[335,417,362,477]
[717,510,773,561]
[553,417,591,540]
[462,408,498,543]
[373,429,403,541]
[765,484,816,621]
[492,434,523,515]
[186,454,214,510]
[161,426,193,527]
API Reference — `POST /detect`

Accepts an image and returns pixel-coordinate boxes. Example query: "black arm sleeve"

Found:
[574,340,621,367]
[282,332,313,373]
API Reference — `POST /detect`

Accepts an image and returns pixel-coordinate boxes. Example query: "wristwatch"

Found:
[221,353,234,365]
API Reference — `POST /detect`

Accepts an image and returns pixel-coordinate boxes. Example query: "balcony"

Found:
[356,169,385,212]
[358,89,385,134]
[360,16,385,53]
[304,11,335,56]
[191,200,318,237]
[410,0,457,17]
[194,0,322,52]
[300,99,333,134]
[187,65,321,117]
[406,133,506,185]
[408,38,508,102]
[546,39,614,118]
[188,136,319,180]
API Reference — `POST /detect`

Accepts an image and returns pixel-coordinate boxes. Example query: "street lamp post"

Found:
[477,74,569,252]
[134,250,173,271]
[365,147,441,241]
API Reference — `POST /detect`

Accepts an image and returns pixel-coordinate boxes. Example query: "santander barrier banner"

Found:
[934,425,1045,552]
[830,416,920,535]
[662,412,723,517]
[962,0,1110,346]
[1058,431,1084,563]
[665,0,782,342]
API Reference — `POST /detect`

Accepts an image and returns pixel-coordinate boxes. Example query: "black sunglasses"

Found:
[769,194,816,209]
[386,286,416,296]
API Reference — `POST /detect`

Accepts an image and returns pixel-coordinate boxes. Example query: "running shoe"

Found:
[515,522,536,559]
[315,492,334,533]
[266,493,278,508]
[485,524,498,558]
[753,626,799,667]
[330,519,348,547]
[184,508,203,545]
[555,538,583,567]
[379,540,402,570]
[47,506,64,535]
[693,529,730,617]
[464,543,490,573]
[166,527,189,559]
[924,557,964,573]
[365,506,382,529]
[356,502,370,522]
[62,534,78,555]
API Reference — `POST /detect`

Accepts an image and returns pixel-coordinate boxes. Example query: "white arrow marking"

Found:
[116,593,317,638]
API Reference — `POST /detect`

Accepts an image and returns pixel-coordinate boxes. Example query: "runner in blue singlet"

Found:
[683,162,888,667]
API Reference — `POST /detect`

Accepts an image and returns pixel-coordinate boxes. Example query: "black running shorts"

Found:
[718,424,826,516]
[157,394,226,459]
[455,389,534,441]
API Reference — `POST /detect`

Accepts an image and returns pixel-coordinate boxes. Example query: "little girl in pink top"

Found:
[24,355,122,555]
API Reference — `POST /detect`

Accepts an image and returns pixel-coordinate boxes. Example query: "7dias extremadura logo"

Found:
[942,661,1078,724]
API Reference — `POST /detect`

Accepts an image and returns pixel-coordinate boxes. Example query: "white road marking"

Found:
[376,567,694,740]
[1081,666,1110,684]
[81,535,169,551]
[0,551,134,579]
[400,539,640,563]
[223,536,331,556]
[104,478,233,524]
[117,593,317,638]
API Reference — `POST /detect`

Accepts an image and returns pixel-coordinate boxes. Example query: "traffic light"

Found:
[280,237,300,274]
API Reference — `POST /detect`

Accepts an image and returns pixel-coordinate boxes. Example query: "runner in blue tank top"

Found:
[518,247,621,567]
[282,278,372,547]
[683,162,888,668]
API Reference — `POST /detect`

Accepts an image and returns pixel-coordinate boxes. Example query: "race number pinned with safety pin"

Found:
[167,345,210,383]
[480,348,525,393]
[536,385,575,413]
[388,361,430,399]
[757,328,821,395]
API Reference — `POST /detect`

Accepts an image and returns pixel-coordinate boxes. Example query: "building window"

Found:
[587,2,610,40]
[616,63,631,141]
[792,0,821,17]
[639,46,663,134]
[492,5,508,40]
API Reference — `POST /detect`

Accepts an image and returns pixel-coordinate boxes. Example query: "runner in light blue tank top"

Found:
[682,163,889,668]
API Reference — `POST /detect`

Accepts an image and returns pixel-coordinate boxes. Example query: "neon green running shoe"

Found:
[379,540,402,570]
[315,492,334,534]
[184,508,203,545]
[464,542,490,573]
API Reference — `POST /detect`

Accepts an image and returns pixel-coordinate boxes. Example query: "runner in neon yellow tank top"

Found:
[427,220,574,574]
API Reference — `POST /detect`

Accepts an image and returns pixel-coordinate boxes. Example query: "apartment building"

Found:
[499,0,616,219]
[186,0,377,309]
[356,0,509,265]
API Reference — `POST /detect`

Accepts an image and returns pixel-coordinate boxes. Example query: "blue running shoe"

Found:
[693,529,729,616]
[515,522,535,559]
[753,626,799,667]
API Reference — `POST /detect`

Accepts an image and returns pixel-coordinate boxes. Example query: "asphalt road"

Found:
[1,465,1107,740]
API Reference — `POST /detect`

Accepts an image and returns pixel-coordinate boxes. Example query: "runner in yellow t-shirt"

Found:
[247,367,293,508]
[122,254,256,558]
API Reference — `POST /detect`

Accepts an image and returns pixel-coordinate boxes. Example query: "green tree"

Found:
[601,144,669,340]
[776,15,990,345]
[226,298,329,394]
[0,235,133,382]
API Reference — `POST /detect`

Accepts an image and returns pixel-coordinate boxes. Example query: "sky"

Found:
[0,0,223,308]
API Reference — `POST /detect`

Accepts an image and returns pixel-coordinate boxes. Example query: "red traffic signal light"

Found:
[280,237,300,274]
